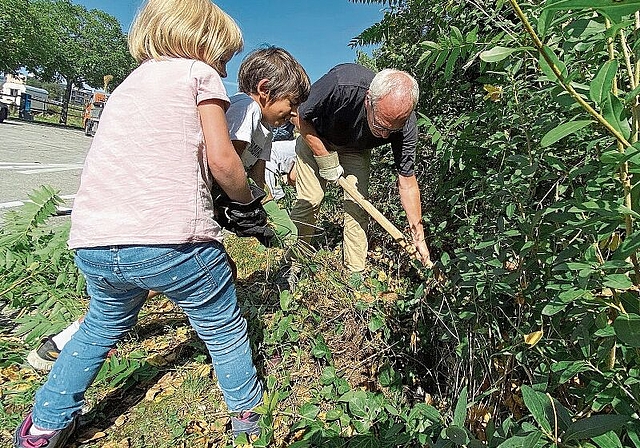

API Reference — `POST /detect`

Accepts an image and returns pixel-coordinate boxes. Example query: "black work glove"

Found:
[213,184,275,246]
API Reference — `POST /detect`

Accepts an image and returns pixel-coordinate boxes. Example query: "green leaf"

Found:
[279,290,293,311]
[325,408,344,421]
[593,430,623,448]
[368,314,384,332]
[550,360,590,384]
[497,431,543,448]
[613,231,640,259]
[453,386,468,427]
[480,46,522,62]
[544,0,640,23]
[340,390,376,419]
[559,288,588,302]
[536,9,553,37]
[624,82,640,104]
[539,46,568,81]
[523,430,544,447]
[408,402,442,423]
[590,60,619,105]
[446,425,469,445]
[450,25,464,44]
[613,313,640,347]
[563,414,630,442]
[378,365,399,387]
[311,335,331,361]
[320,366,337,385]
[602,93,631,140]
[444,47,461,80]
[521,385,552,433]
[298,403,320,422]
[603,273,633,290]
[346,434,381,448]
[600,149,626,165]
[541,120,592,147]
[420,40,441,50]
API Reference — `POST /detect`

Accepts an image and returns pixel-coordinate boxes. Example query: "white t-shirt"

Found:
[68,58,228,249]
[265,139,296,200]
[226,92,272,168]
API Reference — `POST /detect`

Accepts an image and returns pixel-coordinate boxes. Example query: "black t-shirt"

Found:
[298,63,417,176]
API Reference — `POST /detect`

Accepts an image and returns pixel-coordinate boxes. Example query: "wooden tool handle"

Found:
[337,176,419,259]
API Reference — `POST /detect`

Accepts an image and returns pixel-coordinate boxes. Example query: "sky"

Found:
[73,0,385,90]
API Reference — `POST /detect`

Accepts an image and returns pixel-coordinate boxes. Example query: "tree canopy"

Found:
[1,0,135,123]
[0,0,38,73]
[28,0,134,89]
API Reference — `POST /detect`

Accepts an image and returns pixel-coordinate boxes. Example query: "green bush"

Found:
[350,0,640,446]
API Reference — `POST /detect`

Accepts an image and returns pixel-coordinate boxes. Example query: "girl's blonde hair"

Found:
[128,0,243,73]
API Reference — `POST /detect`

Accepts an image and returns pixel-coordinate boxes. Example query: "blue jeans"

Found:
[32,242,262,430]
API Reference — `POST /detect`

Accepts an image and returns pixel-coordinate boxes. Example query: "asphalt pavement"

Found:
[0,119,91,215]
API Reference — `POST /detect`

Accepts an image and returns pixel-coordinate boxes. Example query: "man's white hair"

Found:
[369,69,419,108]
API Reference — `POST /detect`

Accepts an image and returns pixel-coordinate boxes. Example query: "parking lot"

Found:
[0,119,90,211]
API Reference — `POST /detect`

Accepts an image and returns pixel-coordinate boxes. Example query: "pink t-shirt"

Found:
[68,58,229,249]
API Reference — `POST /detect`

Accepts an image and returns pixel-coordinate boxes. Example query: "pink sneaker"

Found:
[13,411,76,448]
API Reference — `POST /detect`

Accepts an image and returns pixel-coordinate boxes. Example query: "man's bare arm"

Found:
[398,174,432,266]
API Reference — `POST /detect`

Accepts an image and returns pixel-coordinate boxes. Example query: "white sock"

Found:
[29,424,55,436]
[52,319,81,350]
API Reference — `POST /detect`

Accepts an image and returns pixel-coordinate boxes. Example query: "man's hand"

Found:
[413,238,433,268]
[314,152,344,181]
[213,184,275,246]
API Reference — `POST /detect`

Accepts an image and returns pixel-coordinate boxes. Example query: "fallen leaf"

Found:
[194,364,211,378]
[145,372,180,401]
[186,419,209,435]
[114,415,127,427]
[175,327,191,342]
[483,84,503,102]
[142,339,170,352]
[524,330,543,347]
[410,331,418,352]
[79,430,106,443]
[145,353,168,366]
[11,383,35,392]
[424,393,434,406]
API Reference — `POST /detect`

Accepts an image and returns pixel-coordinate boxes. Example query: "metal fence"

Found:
[12,97,85,127]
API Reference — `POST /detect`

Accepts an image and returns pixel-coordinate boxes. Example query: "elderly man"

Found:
[289,63,431,272]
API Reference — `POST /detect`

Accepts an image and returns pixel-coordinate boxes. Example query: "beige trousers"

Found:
[289,137,371,272]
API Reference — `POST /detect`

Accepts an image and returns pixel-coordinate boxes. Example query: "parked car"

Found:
[0,102,8,123]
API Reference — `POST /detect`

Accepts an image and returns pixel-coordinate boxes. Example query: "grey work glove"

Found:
[314,151,344,182]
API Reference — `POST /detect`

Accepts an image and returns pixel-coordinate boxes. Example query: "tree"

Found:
[0,0,38,73]
[27,0,135,124]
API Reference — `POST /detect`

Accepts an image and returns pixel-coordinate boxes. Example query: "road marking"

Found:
[0,162,83,174]
[0,201,24,209]
[0,194,76,210]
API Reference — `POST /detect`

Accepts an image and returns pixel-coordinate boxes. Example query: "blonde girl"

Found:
[14,1,264,446]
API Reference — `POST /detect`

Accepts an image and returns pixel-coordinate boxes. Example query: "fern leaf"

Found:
[0,186,63,248]
[350,21,388,47]
[348,0,404,5]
